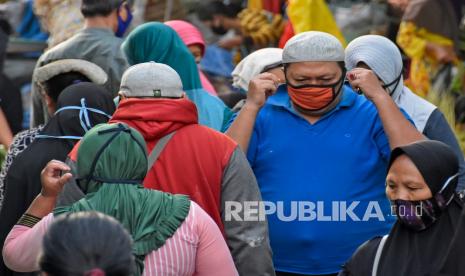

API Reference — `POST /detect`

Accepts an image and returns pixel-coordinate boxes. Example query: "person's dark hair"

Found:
[43,72,91,103]
[40,211,135,276]
[196,1,242,21]
[81,0,133,18]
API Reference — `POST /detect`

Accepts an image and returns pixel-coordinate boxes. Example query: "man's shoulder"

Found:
[186,124,237,145]
[38,29,124,65]
[38,32,84,64]
[173,124,238,158]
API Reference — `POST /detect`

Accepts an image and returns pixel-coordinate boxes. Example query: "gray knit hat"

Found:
[283,31,345,64]
[35,59,108,85]
[119,62,184,98]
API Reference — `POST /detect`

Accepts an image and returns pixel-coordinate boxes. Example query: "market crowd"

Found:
[1,0,465,275]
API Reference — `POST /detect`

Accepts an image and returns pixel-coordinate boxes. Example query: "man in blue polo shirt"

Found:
[226,31,424,276]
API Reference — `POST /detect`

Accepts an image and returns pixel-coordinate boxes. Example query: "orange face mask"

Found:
[287,76,344,111]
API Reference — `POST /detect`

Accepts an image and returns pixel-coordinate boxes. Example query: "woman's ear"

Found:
[44,93,57,115]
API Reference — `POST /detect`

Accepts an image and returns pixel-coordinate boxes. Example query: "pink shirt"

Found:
[3,202,238,276]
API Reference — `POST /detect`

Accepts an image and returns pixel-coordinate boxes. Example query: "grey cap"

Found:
[119,62,184,98]
[283,31,345,64]
[35,59,108,85]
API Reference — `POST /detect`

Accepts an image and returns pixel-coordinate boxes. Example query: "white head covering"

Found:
[232,48,283,91]
[283,31,345,64]
[345,35,404,97]
[345,35,436,132]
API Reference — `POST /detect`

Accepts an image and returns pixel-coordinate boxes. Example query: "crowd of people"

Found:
[0,0,465,275]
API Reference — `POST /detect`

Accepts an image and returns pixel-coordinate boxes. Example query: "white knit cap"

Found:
[119,62,184,98]
[283,31,345,64]
[232,48,283,91]
[345,35,404,97]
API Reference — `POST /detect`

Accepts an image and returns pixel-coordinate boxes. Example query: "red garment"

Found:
[71,98,237,231]
[263,0,283,14]
[279,20,295,48]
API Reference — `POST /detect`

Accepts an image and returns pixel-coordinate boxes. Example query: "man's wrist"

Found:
[243,101,263,113]
[371,89,392,106]
[39,191,59,202]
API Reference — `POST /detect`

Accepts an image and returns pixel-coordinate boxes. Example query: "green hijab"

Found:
[122,22,202,90]
[54,123,190,275]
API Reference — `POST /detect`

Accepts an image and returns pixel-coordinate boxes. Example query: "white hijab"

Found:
[345,35,436,132]
[232,48,283,92]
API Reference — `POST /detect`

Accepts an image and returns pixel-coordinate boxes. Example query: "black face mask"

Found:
[212,25,228,35]
[391,173,458,232]
[382,73,403,96]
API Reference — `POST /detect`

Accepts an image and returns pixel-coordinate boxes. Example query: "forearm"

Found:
[373,93,425,149]
[225,103,260,153]
[26,194,57,218]
[3,215,52,272]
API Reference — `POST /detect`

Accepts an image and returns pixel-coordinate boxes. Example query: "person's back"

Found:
[30,0,133,127]
[111,63,274,275]
[112,100,237,227]
[63,62,275,275]
[2,124,238,276]
[0,59,109,212]
[0,83,115,276]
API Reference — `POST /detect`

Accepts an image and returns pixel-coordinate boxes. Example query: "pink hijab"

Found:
[165,20,217,96]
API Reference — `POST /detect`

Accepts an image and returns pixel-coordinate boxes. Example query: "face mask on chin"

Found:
[115,4,133,38]
[286,71,346,117]
[391,173,458,232]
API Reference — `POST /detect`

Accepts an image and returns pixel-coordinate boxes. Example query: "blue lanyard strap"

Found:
[54,98,112,132]
[36,98,112,141]
[35,135,82,140]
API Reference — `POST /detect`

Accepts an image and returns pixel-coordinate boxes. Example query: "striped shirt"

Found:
[3,202,238,276]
